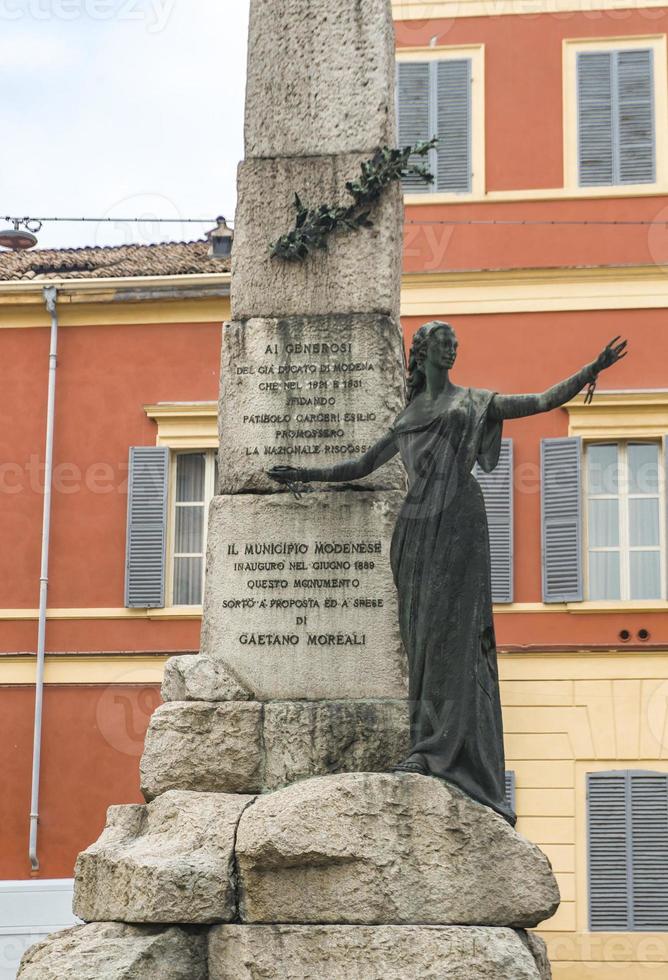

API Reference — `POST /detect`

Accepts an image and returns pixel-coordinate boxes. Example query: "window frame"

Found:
[563,35,668,194]
[397,44,485,201]
[583,438,666,602]
[166,449,217,609]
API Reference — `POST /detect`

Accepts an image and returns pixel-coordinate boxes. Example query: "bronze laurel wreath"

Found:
[270,139,438,262]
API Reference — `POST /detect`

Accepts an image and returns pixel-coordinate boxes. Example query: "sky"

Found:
[1,0,250,250]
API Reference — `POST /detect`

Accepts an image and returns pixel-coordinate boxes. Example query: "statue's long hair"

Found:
[406,320,456,403]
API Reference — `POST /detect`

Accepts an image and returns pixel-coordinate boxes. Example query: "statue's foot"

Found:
[392,759,428,776]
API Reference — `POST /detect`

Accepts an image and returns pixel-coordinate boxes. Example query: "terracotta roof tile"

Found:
[0,239,230,281]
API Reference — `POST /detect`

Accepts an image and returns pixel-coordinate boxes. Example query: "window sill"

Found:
[0,607,204,621]
[493,601,668,614]
[568,600,668,614]
[147,606,204,620]
[404,183,668,206]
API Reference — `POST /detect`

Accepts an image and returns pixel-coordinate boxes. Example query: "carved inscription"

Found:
[201,493,406,699]
[221,536,387,650]
[237,340,377,460]
[218,317,406,493]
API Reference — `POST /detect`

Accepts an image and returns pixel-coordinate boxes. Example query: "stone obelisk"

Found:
[201,0,408,710]
[18,3,558,977]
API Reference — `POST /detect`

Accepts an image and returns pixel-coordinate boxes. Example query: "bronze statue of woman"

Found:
[270,321,627,825]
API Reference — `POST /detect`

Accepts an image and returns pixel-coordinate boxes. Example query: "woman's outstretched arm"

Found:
[268,429,399,486]
[489,337,628,421]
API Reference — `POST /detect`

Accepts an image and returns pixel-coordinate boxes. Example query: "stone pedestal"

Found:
[28,774,556,979]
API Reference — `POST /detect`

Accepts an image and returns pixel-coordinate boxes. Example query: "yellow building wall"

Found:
[501,652,668,978]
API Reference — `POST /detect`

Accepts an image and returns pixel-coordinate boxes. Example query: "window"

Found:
[585,442,664,601]
[396,47,484,196]
[577,48,656,187]
[541,426,668,605]
[588,770,668,931]
[169,451,217,606]
[564,37,668,193]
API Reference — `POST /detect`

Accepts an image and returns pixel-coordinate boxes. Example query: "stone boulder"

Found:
[519,931,553,980]
[17,923,207,980]
[74,791,255,924]
[235,773,560,928]
[208,924,546,979]
[263,699,409,790]
[161,655,252,702]
[140,702,264,800]
[140,698,409,800]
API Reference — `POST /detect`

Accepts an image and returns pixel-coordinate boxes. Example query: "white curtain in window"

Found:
[176,453,205,502]
[174,557,203,605]
[589,552,621,600]
[589,499,620,547]
[173,454,206,605]
[630,552,661,599]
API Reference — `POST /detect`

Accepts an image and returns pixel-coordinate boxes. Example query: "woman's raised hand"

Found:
[594,336,628,372]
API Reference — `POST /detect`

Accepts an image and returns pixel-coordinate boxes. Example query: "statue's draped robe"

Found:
[390,387,515,824]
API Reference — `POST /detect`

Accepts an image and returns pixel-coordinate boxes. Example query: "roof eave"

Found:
[0,270,231,303]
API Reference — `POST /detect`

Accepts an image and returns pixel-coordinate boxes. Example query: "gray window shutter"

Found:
[577,49,655,187]
[588,772,631,931]
[474,438,514,603]
[505,771,516,812]
[630,772,668,930]
[577,51,615,186]
[617,49,655,185]
[124,446,169,608]
[541,437,583,603]
[397,62,433,193]
[588,770,668,931]
[437,59,472,193]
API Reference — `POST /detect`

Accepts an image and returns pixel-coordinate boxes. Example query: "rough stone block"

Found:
[73,791,255,925]
[520,931,553,980]
[140,702,264,801]
[17,923,207,980]
[161,655,252,702]
[245,0,396,158]
[208,925,545,980]
[200,491,407,701]
[231,156,402,320]
[236,773,560,928]
[263,699,409,790]
[139,699,408,799]
[219,315,406,493]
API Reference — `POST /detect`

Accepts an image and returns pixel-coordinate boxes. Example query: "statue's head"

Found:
[407,320,458,402]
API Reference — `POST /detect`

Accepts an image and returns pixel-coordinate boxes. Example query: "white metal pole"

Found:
[29,286,58,872]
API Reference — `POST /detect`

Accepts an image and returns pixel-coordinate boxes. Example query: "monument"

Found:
[17,1,574,976]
